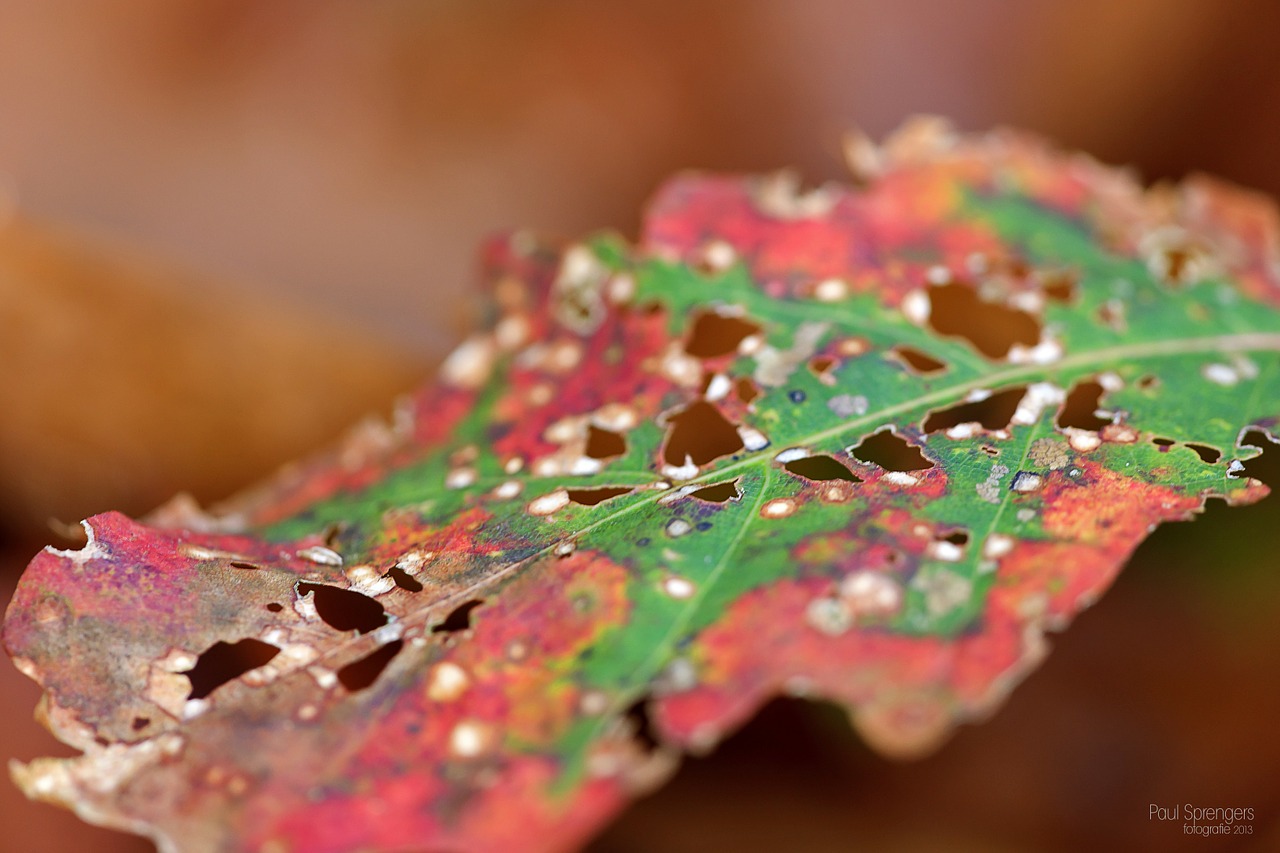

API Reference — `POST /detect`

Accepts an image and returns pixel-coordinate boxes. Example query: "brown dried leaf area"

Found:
[6,120,1280,852]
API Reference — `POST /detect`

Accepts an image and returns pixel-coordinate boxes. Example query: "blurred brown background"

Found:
[3,1,1279,850]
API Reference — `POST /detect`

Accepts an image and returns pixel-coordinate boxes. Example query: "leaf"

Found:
[6,118,1280,852]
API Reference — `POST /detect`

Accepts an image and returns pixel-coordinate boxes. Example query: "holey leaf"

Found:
[7,119,1280,853]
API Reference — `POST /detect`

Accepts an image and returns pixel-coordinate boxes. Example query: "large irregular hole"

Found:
[662,401,745,466]
[922,386,1026,433]
[850,429,934,471]
[1057,380,1110,431]
[433,599,484,634]
[566,486,634,506]
[784,455,860,483]
[386,566,424,592]
[684,310,762,358]
[691,480,742,503]
[585,425,627,459]
[889,346,947,375]
[1186,443,1221,464]
[926,282,1041,359]
[1238,429,1279,483]
[184,638,281,700]
[298,583,388,634]
[337,640,405,692]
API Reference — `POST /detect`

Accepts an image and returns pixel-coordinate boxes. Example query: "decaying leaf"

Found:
[7,119,1280,852]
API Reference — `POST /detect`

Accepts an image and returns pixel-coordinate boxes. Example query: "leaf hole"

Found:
[734,377,761,405]
[662,401,745,467]
[809,355,835,374]
[1153,437,1176,452]
[888,345,947,375]
[1186,443,1221,464]
[585,425,627,459]
[387,566,424,592]
[297,583,389,634]
[690,479,742,503]
[566,486,635,506]
[229,561,260,570]
[337,640,405,692]
[624,696,660,754]
[183,638,281,700]
[783,454,860,483]
[131,716,150,731]
[850,429,934,472]
[1040,271,1076,303]
[926,282,1041,359]
[265,603,284,612]
[922,386,1025,433]
[1057,380,1110,431]
[1237,429,1280,483]
[939,530,969,546]
[684,310,762,358]
[433,599,484,634]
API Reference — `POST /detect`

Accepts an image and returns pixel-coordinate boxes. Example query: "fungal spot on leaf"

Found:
[1057,381,1110,431]
[684,309,761,358]
[889,346,947,375]
[922,386,1025,434]
[735,377,762,405]
[850,429,934,471]
[1186,443,1221,464]
[926,282,1041,359]
[690,480,742,503]
[387,566,424,592]
[184,638,281,700]
[297,583,389,634]
[337,640,404,692]
[784,454,860,483]
[1137,375,1159,391]
[585,425,627,460]
[661,401,745,467]
[433,599,484,634]
[566,486,634,506]
[788,389,806,403]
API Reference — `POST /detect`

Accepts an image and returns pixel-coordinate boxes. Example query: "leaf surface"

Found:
[7,120,1280,852]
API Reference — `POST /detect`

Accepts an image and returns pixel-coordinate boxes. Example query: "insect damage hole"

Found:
[1186,443,1221,464]
[433,599,484,634]
[684,310,762,358]
[889,346,947,375]
[386,566,424,592]
[297,583,389,634]
[337,640,405,692]
[566,486,634,506]
[662,401,745,466]
[784,455,860,483]
[926,282,1041,359]
[585,425,627,459]
[850,429,934,471]
[1056,380,1110,431]
[183,638,281,700]
[690,479,742,503]
[922,386,1026,434]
